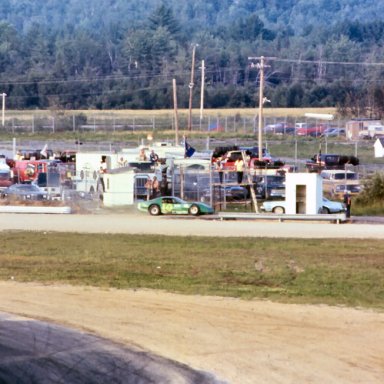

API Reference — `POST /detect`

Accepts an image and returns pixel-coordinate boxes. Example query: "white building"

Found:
[103,168,135,207]
[285,173,323,214]
[374,138,384,158]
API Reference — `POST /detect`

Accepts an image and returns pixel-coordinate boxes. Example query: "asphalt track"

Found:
[0,312,223,384]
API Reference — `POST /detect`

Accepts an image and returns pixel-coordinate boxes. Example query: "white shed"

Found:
[285,173,323,214]
[103,168,135,207]
[374,138,384,158]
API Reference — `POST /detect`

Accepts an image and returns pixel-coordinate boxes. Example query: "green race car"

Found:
[137,196,214,216]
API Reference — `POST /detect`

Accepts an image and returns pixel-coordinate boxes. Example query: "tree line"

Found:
[1,0,384,117]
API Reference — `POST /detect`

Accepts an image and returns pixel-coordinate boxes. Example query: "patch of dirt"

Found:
[0,213,383,383]
[0,282,383,384]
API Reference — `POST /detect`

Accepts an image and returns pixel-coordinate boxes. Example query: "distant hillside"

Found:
[2,0,383,34]
[1,0,384,114]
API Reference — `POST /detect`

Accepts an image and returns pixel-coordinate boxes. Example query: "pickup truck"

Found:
[305,154,359,172]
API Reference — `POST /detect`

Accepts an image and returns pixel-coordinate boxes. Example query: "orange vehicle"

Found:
[12,160,54,183]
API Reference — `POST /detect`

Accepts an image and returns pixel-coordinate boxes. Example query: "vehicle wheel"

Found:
[272,206,285,214]
[319,207,330,214]
[149,204,161,216]
[189,204,200,216]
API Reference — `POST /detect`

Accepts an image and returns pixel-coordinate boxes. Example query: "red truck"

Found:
[11,160,51,183]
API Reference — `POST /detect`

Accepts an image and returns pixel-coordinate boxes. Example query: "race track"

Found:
[0,212,383,238]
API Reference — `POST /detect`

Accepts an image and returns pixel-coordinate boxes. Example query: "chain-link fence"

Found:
[1,111,353,134]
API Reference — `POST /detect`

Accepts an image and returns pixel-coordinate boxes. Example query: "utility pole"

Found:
[1,93,6,127]
[257,57,265,160]
[248,56,271,160]
[172,78,179,144]
[200,60,205,121]
[188,44,198,131]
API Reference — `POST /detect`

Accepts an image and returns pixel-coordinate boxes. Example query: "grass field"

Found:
[1,232,383,310]
[4,107,338,119]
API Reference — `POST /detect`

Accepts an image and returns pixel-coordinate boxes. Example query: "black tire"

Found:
[189,204,200,216]
[149,204,161,216]
[272,206,285,214]
[319,207,330,214]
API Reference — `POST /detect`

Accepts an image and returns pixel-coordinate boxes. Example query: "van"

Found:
[320,170,361,197]
[320,170,358,181]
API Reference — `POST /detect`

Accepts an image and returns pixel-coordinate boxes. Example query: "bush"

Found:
[354,172,384,215]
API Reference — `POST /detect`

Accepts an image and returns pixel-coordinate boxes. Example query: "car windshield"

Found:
[265,176,285,183]
[17,185,39,191]
[334,173,357,180]
[163,197,184,204]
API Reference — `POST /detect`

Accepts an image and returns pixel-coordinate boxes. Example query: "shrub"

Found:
[354,172,384,215]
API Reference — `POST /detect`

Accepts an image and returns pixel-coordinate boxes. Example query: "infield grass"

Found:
[1,232,383,309]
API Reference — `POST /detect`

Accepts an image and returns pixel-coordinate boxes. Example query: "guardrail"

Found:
[0,206,72,214]
[217,212,347,224]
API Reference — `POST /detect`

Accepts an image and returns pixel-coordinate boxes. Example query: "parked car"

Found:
[296,124,330,137]
[253,175,285,199]
[34,172,62,200]
[321,128,346,137]
[261,197,346,214]
[200,185,248,203]
[1,183,49,201]
[264,123,295,135]
[137,196,214,216]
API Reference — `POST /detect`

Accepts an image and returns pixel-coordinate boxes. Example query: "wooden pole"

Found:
[1,93,6,127]
[258,56,265,160]
[188,44,197,131]
[242,150,259,213]
[173,78,179,144]
[200,60,205,121]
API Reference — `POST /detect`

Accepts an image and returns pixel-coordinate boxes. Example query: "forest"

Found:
[1,0,384,117]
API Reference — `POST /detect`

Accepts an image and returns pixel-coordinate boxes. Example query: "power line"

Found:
[1,58,384,88]
[267,57,384,67]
